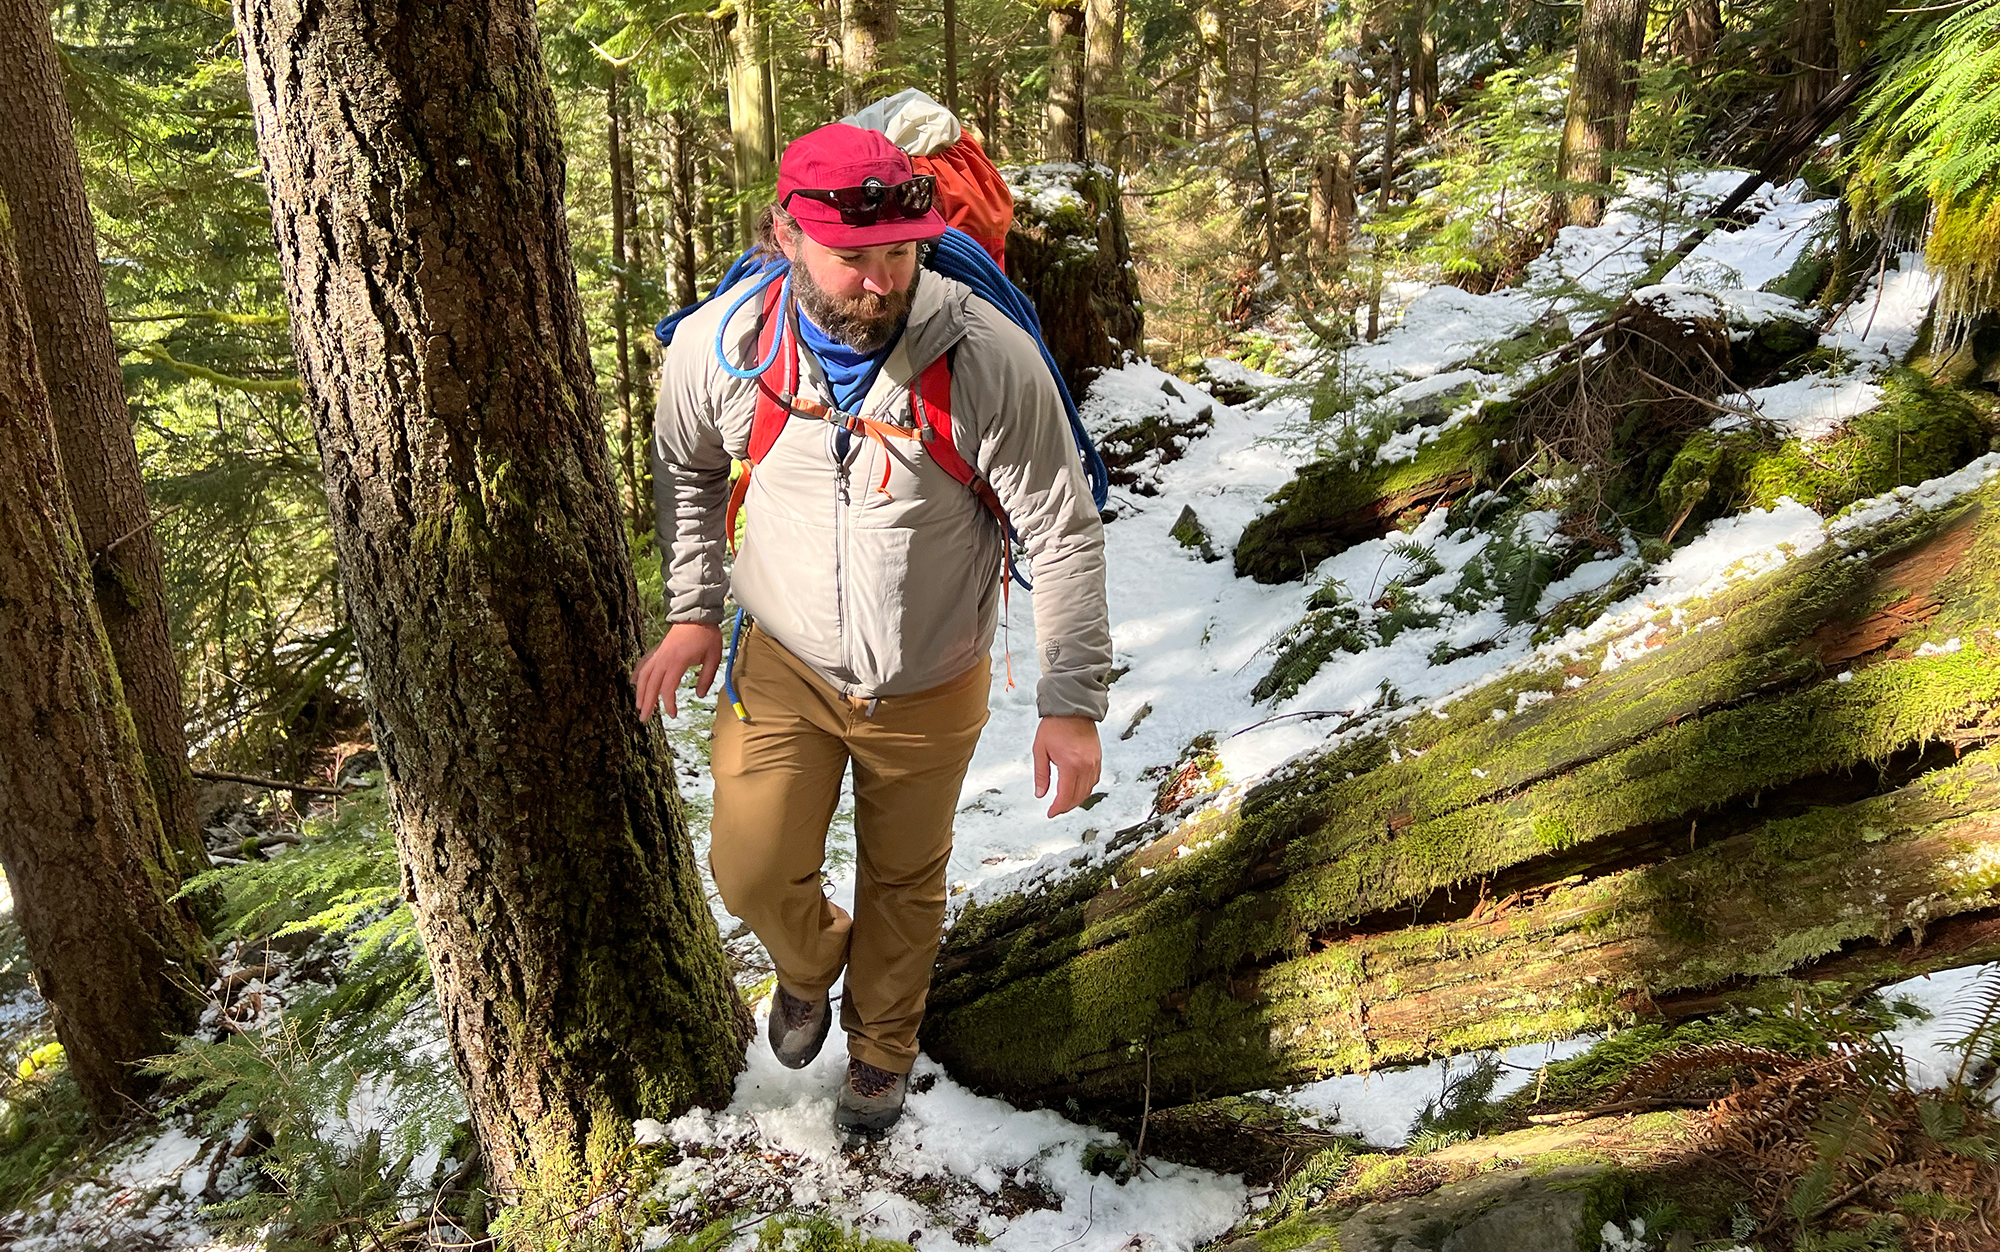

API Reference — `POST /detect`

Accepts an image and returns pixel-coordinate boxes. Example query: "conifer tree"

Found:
[0,218,208,1121]
[232,0,750,1192]
[1558,0,1648,226]
[0,0,206,880]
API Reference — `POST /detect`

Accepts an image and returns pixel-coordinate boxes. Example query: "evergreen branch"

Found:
[134,345,301,393]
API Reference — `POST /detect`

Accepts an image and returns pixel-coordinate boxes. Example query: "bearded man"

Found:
[634,124,1110,1134]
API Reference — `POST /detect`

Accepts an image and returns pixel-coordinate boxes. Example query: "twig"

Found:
[95,502,191,565]
[192,767,355,797]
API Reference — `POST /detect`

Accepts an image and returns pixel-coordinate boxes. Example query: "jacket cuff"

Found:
[1036,672,1109,722]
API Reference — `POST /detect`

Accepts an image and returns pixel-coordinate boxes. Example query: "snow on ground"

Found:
[644,1040,1245,1252]
[1882,963,2000,1092]
[1,1119,255,1252]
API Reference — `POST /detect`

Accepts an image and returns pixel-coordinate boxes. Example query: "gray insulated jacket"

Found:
[650,269,1112,721]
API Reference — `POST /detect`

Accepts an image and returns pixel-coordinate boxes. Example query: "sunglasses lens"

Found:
[789,177,938,227]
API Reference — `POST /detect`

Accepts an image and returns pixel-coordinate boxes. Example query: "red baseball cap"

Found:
[776,123,948,249]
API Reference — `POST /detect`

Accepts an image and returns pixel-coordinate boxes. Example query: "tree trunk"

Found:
[1004,163,1142,397]
[1330,22,1365,265]
[1668,0,1722,69]
[942,0,960,116]
[981,68,1001,157]
[840,0,897,112]
[1556,0,1648,228]
[925,488,2000,1110]
[1046,2,1086,163]
[1409,0,1438,128]
[0,226,208,1121]
[1196,1,1228,138]
[0,0,206,882]
[1245,22,1281,266]
[608,67,638,530]
[233,0,751,1193]
[726,0,779,241]
[669,108,700,308]
[1084,0,1123,170]
[1777,0,1839,136]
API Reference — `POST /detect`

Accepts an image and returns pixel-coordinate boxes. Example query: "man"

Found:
[634,123,1110,1134]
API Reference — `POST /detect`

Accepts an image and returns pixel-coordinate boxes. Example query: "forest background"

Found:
[5,0,2000,1246]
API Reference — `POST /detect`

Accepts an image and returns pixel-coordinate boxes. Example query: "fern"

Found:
[1262,1145,1353,1222]
[1848,0,2000,328]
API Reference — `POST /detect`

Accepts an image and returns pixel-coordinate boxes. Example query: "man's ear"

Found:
[774,217,800,262]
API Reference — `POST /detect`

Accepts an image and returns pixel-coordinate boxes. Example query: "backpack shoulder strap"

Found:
[746,281,792,463]
[912,346,1013,541]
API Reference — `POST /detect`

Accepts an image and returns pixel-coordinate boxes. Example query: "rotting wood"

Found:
[926,486,2000,1112]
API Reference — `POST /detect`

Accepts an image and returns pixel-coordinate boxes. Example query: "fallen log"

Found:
[924,483,2000,1112]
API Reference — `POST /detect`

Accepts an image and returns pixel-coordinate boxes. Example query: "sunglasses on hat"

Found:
[782,174,937,226]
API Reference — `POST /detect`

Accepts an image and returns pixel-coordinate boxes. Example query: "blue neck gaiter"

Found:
[795,308,891,417]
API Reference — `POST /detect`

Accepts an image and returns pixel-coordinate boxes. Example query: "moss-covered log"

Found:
[1233,421,1498,583]
[925,482,2000,1111]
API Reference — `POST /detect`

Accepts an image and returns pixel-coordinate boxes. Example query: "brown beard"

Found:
[791,261,916,353]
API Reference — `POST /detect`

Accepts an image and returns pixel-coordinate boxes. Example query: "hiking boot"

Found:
[767,985,831,1069]
[835,1058,908,1135]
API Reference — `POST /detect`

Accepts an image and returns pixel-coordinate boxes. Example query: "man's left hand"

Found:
[1033,716,1102,818]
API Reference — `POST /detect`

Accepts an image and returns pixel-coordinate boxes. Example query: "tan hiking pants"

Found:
[709,625,991,1074]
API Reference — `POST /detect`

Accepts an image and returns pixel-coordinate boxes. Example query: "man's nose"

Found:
[859,260,894,293]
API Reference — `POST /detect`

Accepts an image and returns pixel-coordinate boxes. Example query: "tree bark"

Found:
[0,0,206,881]
[668,107,700,309]
[0,225,207,1121]
[1668,0,1722,70]
[942,0,960,116]
[926,490,2000,1110]
[1246,21,1281,266]
[1196,1,1228,139]
[1556,0,1648,228]
[1084,0,1123,170]
[1046,1,1086,163]
[608,66,638,530]
[1409,0,1438,128]
[725,0,779,241]
[233,0,751,1192]
[840,0,897,112]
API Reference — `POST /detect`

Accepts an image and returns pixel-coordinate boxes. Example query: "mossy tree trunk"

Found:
[1556,0,1647,228]
[234,0,750,1192]
[0,222,208,1120]
[1004,162,1143,400]
[926,485,2000,1112]
[0,0,206,881]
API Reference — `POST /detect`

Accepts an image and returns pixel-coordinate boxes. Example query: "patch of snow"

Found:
[656,1030,1246,1252]
[1823,252,1939,366]
[1879,963,2000,1092]
[1269,1035,1602,1148]
[1719,373,1884,442]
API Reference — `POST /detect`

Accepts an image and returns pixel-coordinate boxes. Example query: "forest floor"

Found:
[4,170,2000,1251]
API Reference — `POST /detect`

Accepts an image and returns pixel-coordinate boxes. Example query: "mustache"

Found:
[792,265,916,352]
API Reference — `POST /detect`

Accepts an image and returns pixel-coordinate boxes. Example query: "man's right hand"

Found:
[634,622,724,722]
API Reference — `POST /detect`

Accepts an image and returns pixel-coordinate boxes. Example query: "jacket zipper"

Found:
[835,451,850,678]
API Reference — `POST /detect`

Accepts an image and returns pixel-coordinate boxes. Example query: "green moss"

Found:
[1252,1211,1340,1252]
[758,1214,915,1252]
[0,1064,93,1213]
[1658,370,1987,534]
[1235,422,1499,584]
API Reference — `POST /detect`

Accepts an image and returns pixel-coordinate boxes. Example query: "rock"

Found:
[1004,163,1143,400]
[1170,505,1221,562]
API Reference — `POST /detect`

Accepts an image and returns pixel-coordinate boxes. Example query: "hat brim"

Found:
[791,203,948,249]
